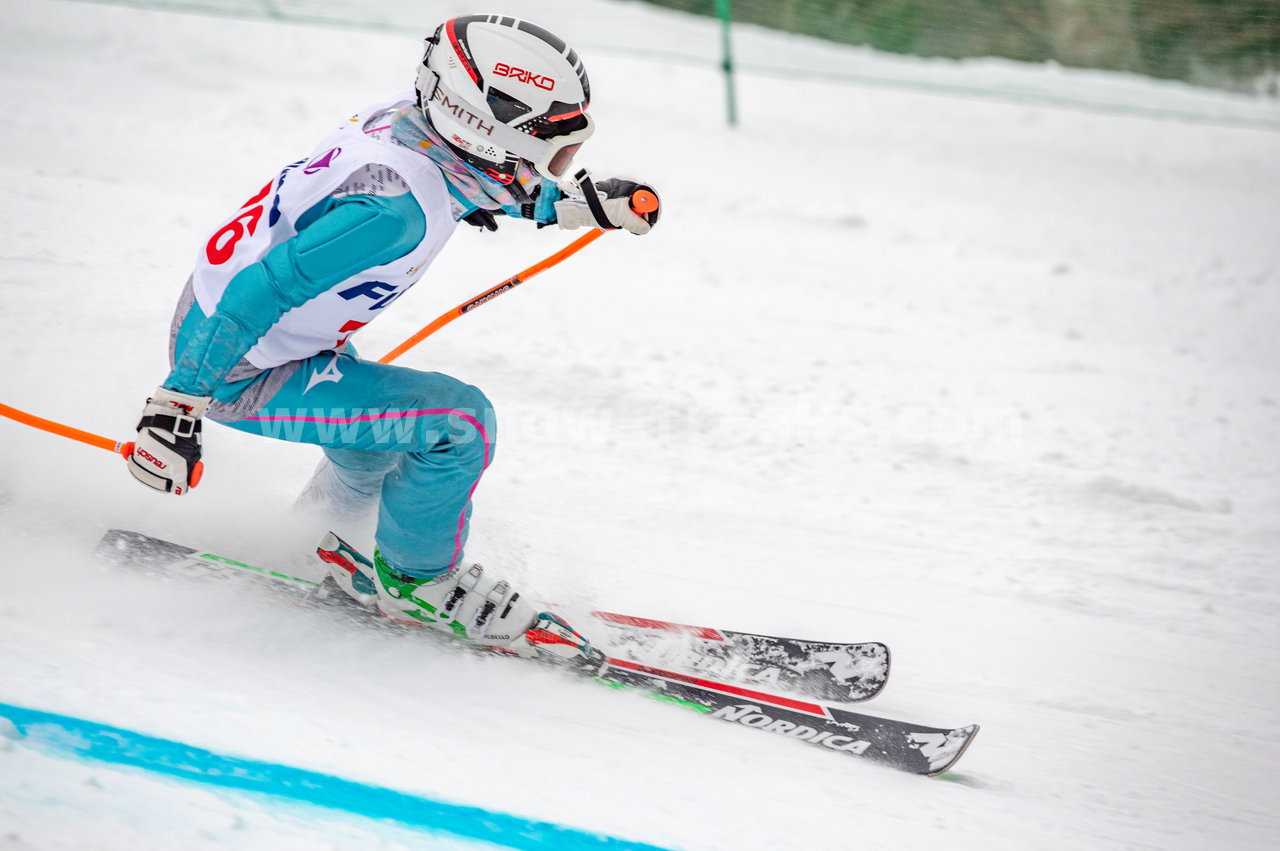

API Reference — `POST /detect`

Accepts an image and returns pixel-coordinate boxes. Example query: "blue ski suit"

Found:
[165,95,557,577]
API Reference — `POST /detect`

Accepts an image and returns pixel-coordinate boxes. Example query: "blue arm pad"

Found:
[532,179,562,223]
[443,177,562,223]
[166,192,426,396]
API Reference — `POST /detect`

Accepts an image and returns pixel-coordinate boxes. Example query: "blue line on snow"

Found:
[0,701,669,851]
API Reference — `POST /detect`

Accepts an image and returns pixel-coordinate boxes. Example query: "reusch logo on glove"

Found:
[493,63,555,91]
[135,447,167,470]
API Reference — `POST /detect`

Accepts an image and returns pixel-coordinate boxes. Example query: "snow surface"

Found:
[2,0,1279,848]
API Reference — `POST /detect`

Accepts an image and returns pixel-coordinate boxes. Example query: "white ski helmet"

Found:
[415,15,593,185]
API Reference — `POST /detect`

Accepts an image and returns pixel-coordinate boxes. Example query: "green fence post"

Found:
[716,0,738,127]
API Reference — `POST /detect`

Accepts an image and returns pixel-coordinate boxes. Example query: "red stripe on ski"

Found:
[591,611,725,641]
[606,657,828,717]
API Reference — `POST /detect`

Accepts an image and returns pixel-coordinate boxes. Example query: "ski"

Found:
[94,529,889,704]
[94,529,978,775]
[588,611,890,704]
[596,657,977,776]
[95,528,324,592]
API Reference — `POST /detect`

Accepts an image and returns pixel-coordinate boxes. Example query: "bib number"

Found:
[205,181,273,265]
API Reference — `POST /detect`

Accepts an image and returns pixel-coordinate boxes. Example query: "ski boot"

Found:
[316,532,603,669]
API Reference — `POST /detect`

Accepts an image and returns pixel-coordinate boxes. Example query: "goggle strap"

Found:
[418,34,442,104]
[427,81,590,174]
[417,69,440,103]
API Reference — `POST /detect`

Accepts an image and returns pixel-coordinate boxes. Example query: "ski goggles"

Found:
[418,68,594,182]
[537,117,594,181]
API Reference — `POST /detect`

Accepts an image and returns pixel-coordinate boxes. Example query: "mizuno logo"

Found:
[305,354,343,394]
[303,147,342,174]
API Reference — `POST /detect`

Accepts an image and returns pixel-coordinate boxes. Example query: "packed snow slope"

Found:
[2,0,1279,848]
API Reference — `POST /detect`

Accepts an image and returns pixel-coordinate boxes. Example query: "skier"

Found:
[124,15,659,663]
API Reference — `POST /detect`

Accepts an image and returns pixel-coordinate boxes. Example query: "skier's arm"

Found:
[165,191,426,397]
[461,176,659,235]
[129,188,425,496]
[450,176,564,232]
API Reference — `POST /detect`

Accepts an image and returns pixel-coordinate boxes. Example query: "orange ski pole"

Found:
[0,402,134,459]
[379,186,660,365]
[2,192,660,454]
[379,228,604,364]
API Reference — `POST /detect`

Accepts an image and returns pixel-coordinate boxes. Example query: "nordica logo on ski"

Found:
[712,705,870,754]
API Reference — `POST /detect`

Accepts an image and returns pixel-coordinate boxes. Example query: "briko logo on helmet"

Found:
[492,63,556,91]
[415,15,593,185]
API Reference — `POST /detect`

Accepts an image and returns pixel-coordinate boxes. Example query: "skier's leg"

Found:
[221,349,496,576]
[365,378,494,577]
[216,351,597,661]
[296,446,400,519]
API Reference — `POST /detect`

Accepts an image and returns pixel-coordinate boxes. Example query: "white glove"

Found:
[127,386,211,496]
[554,177,661,235]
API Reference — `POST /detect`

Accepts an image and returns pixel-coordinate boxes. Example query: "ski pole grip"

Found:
[629,188,659,216]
